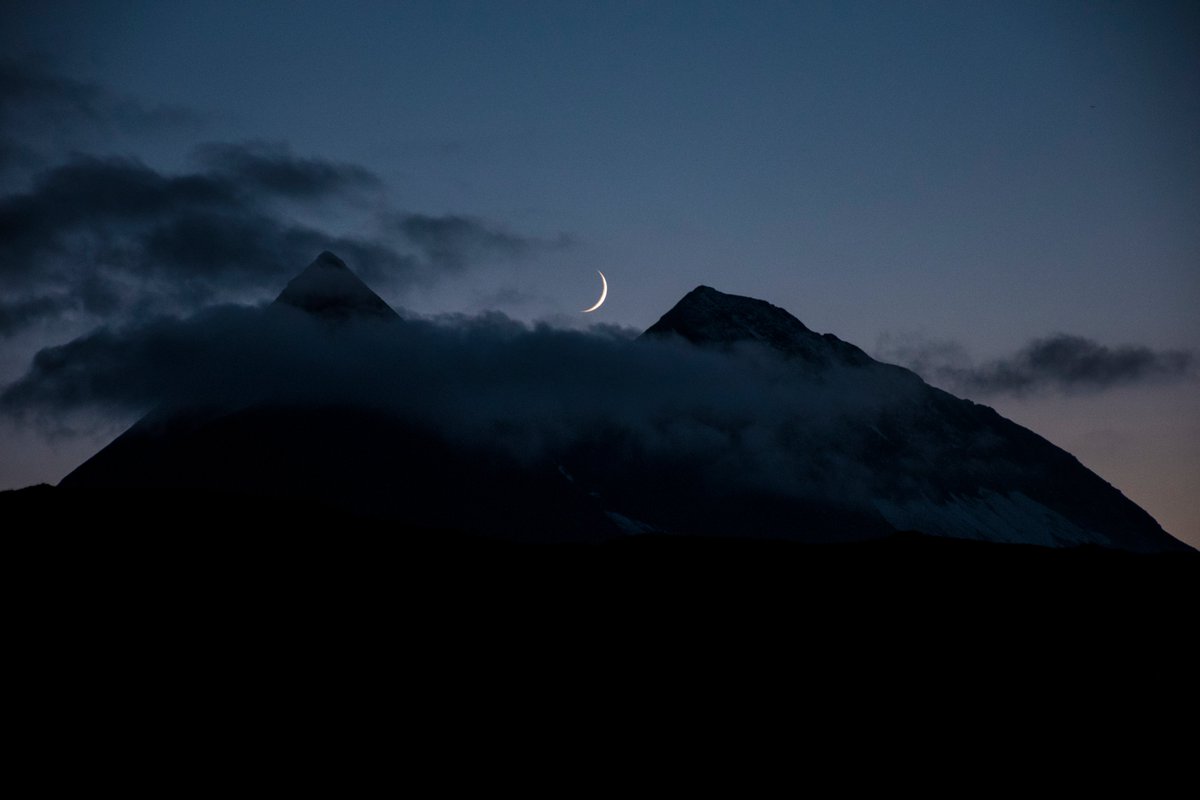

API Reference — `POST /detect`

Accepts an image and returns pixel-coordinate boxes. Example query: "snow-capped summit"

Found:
[273,251,398,320]
[642,285,872,368]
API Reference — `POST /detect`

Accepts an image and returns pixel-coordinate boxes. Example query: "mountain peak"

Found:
[642,285,872,367]
[274,251,398,320]
[314,250,348,269]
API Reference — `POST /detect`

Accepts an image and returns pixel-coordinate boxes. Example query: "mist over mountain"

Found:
[4,252,1181,554]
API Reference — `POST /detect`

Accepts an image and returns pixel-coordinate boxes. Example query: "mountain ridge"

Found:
[56,254,1190,553]
[642,284,876,369]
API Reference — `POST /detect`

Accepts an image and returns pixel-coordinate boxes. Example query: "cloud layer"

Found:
[0,301,919,510]
[0,60,568,338]
[0,148,405,326]
[879,333,1195,396]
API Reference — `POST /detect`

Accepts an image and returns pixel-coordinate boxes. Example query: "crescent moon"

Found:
[582,270,608,313]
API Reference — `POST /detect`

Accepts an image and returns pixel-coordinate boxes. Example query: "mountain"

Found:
[642,284,874,368]
[55,253,1188,553]
[641,285,1183,552]
[273,250,398,320]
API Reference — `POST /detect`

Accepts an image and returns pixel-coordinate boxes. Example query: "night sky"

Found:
[1,1,1196,546]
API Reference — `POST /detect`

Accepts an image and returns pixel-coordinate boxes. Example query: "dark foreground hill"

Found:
[5,482,1194,607]
[5,480,1195,759]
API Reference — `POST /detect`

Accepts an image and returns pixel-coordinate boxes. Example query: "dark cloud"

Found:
[0,151,412,330]
[0,156,240,266]
[0,144,558,335]
[0,58,200,148]
[0,294,73,337]
[0,60,567,337]
[394,213,569,270]
[0,146,383,271]
[0,304,913,506]
[878,333,1195,396]
[135,209,416,289]
[0,137,40,173]
[193,141,381,200]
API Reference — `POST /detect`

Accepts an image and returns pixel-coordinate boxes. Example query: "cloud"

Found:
[0,138,40,174]
[0,295,74,337]
[0,59,571,337]
[193,141,382,200]
[393,213,570,270]
[0,302,916,514]
[0,146,561,335]
[878,333,1195,396]
[0,145,384,269]
[0,151,413,328]
[0,58,201,156]
[0,156,240,265]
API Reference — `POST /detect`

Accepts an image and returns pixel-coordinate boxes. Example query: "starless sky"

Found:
[1,1,1197,546]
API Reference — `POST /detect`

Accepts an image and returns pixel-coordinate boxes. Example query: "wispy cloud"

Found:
[192,141,382,200]
[0,149,416,329]
[0,57,202,171]
[878,333,1195,396]
[0,58,573,337]
[391,212,571,271]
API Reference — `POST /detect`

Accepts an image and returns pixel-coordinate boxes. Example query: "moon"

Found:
[582,270,608,313]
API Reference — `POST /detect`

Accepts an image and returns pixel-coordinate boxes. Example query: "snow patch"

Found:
[605,511,657,535]
[875,490,1114,548]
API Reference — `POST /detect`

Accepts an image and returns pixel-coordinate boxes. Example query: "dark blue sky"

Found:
[1,1,1197,543]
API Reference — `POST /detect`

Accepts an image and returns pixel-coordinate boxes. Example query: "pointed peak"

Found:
[675,284,789,312]
[644,285,812,341]
[642,284,873,368]
[672,285,726,304]
[274,251,398,320]
[314,250,348,269]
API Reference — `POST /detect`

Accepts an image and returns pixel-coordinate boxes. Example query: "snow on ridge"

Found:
[874,490,1114,549]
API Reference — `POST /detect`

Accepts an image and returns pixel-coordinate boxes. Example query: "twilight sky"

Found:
[1,1,1197,546]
